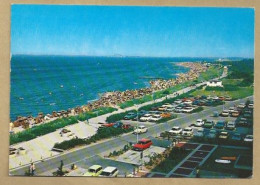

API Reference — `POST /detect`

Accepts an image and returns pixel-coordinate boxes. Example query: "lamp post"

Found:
[134,104,139,143]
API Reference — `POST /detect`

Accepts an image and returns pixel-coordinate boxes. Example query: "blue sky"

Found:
[11,5,254,57]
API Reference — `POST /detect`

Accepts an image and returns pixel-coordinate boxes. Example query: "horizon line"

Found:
[10,54,254,59]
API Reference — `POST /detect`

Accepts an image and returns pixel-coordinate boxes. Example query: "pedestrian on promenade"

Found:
[30,162,36,176]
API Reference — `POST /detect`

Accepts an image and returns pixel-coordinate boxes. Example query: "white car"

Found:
[168,126,182,135]
[174,99,182,104]
[219,132,229,139]
[244,135,253,142]
[184,100,193,105]
[221,110,229,117]
[149,114,162,122]
[162,103,174,108]
[133,125,148,134]
[99,166,119,177]
[228,107,236,113]
[194,128,204,137]
[140,114,152,122]
[165,107,175,112]
[195,119,204,127]
[182,107,194,113]
[182,127,193,136]
[248,103,254,109]
[226,122,236,130]
[238,103,246,109]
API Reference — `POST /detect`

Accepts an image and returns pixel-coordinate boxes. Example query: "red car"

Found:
[102,123,115,127]
[133,138,152,151]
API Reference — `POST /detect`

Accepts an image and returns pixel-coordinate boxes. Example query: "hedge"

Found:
[10,107,117,145]
[53,127,134,150]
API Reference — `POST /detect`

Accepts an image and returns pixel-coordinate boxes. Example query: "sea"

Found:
[10,55,213,121]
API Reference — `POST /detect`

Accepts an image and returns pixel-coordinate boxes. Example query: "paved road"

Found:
[10,95,252,176]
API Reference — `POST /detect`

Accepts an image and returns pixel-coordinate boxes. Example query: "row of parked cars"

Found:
[83,165,119,177]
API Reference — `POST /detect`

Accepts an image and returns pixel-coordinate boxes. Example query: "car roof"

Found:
[103,166,117,173]
[89,165,102,170]
[173,126,180,129]
[139,138,151,142]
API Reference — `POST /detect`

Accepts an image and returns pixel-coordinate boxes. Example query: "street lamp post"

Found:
[134,104,139,143]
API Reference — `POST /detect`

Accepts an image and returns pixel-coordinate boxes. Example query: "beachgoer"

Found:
[30,163,36,176]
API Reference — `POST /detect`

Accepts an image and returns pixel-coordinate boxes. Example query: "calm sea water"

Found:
[10,55,207,121]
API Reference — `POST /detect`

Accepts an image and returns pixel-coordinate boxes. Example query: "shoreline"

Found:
[10,61,208,129]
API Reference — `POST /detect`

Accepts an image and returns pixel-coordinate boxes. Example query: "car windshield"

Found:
[184,128,191,131]
[172,128,180,130]
[138,126,145,129]
[137,141,146,144]
[246,135,253,139]
[100,171,111,176]
[88,169,96,173]
[220,133,228,135]
[144,115,150,117]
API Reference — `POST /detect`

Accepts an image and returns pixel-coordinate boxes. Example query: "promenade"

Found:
[9,67,227,171]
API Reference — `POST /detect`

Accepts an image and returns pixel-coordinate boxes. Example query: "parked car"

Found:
[215,120,226,129]
[244,135,253,142]
[207,129,217,139]
[168,126,183,135]
[218,131,229,139]
[184,100,193,105]
[231,133,242,141]
[182,127,193,136]
[195,119,204,127]
[99,166,119,177]
[204,120,215,129]
[182,107,194,113]
[226,122,236,130]
[149,114,162,122]
[238,103,246,109]
[133,138,152,151]
[83,165,103,176]
[193,128,204,138]
[165,107,175,112]
[220,110,229,117]
[133,125,148,134]
[162,103,174,108]
[174,99,182,104]
[228,107,236,113]
[174,106,183,113]
[237,117,250,127]
[113,121,123,128]
[248,103,254,109]
[158,106,167,111]
[225,96,232,101]
[102,123,115,127]
[140,114,152,122]
[124,112,137,120]
[231,111,240,117]
[160,112,172,118]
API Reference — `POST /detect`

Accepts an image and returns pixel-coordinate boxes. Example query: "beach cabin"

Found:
[207,80,223,87]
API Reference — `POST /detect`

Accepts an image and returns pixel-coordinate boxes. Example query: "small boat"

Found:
[49,92,52,95]
[80,93,84,96]
[19,97,24,100]
[50,103,56,106]
[215,159,231,164]
[60,85,64,88]
[133,82,138,85]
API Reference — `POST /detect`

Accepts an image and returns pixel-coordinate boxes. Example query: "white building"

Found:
[207,80,223,87]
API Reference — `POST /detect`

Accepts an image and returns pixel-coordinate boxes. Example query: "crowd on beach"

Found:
[10,62,208,130]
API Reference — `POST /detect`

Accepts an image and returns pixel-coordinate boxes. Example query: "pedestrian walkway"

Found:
[165,143,218,177]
